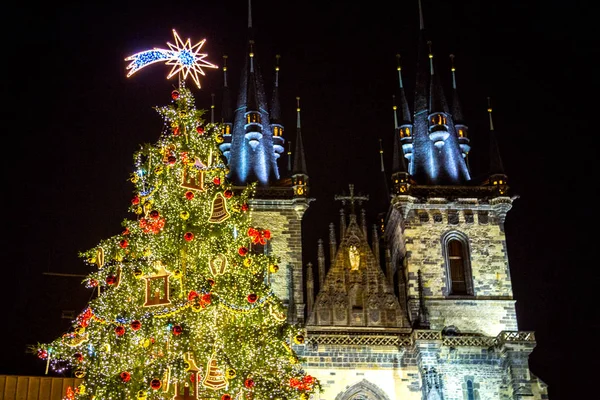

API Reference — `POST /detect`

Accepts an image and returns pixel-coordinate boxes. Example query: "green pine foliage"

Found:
[35,86,320,400]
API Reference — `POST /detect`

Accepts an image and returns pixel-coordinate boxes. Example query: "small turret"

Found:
[396,54,414,166]
[243,40,263,151]
[391,94,411,195]
[427,41,451,148]
[270,55,285,161]
[450,54,470,162]
[291,97,309,197]
[485,97,509,195]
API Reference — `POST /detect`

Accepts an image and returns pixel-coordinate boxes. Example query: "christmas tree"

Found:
[35,32,320,400]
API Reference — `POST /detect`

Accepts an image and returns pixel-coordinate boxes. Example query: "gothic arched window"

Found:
[442,232,474,296]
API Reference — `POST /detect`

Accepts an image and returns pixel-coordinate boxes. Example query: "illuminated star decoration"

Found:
[125,29,218,88]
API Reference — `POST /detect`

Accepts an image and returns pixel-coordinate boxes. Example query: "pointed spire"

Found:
[306,262,314,314]
[292,97,308,175]
[413,1,430,117]
[487,97,504,175]
[287,141,292,172]
[372,223,380,267]
[221,55,233,122]
[269,55,282,124]
[396,54,412,125]
[418,0,425,30]
[317,239,326,290]
[247,0,253,29]
[428,41,449,114]
[449,54,464,123]
[328,223,337,268]
[377,139,390,220]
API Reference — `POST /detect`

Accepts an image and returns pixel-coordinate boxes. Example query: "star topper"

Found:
[125,29,218,88]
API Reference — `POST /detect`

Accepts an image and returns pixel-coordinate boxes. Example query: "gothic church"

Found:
[221,1,550,400]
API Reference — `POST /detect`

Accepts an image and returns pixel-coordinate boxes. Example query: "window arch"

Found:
[442,231,473,296]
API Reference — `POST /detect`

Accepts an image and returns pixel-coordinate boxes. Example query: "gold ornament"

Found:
[137,390,147,400]
[208,193,230,223]
[96,247,105,268]
[74,370,86,378]
[225,369,236,379]
[181,166,206,191]
[269,264,279,273]
[209,254,227,276]
[143,262,171,307]
[294,334,305,345]
[243,258,252,267]
[180,211,190,220]
[202,354,228,390]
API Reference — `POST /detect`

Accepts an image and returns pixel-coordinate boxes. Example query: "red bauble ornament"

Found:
[238,247,248,256]
[207,278,215,286]
[120,371,131,382]
[168,155,177,165]
[241,203,249,212]
[172,325,183,336]
[185,191,194,200]
[122,228,130,235]
[132,196,140,205]
[73,352,83,362]
[115,326,126,336]
[88,279,98,287]
[221,395,231,400]
[224,189,233,199]
[119,240,128,248]
[37,349,48,359]
[171,90,180,100]
[184,232,194,242]
[149,210,160,219]
[106,275,117,285]
[213,177,221,185]
[150,378,162,390]
[247,293,258,303]
[196,126,204,134]
[244,378,255,388]
[130,320,141,331]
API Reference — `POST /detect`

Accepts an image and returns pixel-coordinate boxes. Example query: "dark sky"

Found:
[3,1,590,399]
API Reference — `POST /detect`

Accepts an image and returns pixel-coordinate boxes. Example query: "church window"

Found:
[433,213,443,223]
[419,212,429,223]
[448,210,459,225]
[477,211,489,225]
[462,377,479,400]
[464,210,474,224]
[466,380,475,400]
[442,232,473,296]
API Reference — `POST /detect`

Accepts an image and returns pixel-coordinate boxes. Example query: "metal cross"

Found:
[334,184,369,215]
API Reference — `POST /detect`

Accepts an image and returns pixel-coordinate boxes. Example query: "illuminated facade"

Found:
[220,2,549,400]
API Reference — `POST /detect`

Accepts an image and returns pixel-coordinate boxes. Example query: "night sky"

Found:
[3,1,589,399]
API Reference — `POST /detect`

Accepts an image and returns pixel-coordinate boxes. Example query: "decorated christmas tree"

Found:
[35,32,320,400]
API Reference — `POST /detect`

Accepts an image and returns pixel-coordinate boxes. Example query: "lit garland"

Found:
[35,87,320,400]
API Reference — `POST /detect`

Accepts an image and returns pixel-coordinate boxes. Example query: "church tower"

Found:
[296,1,549,399]
[219,0,312,323]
